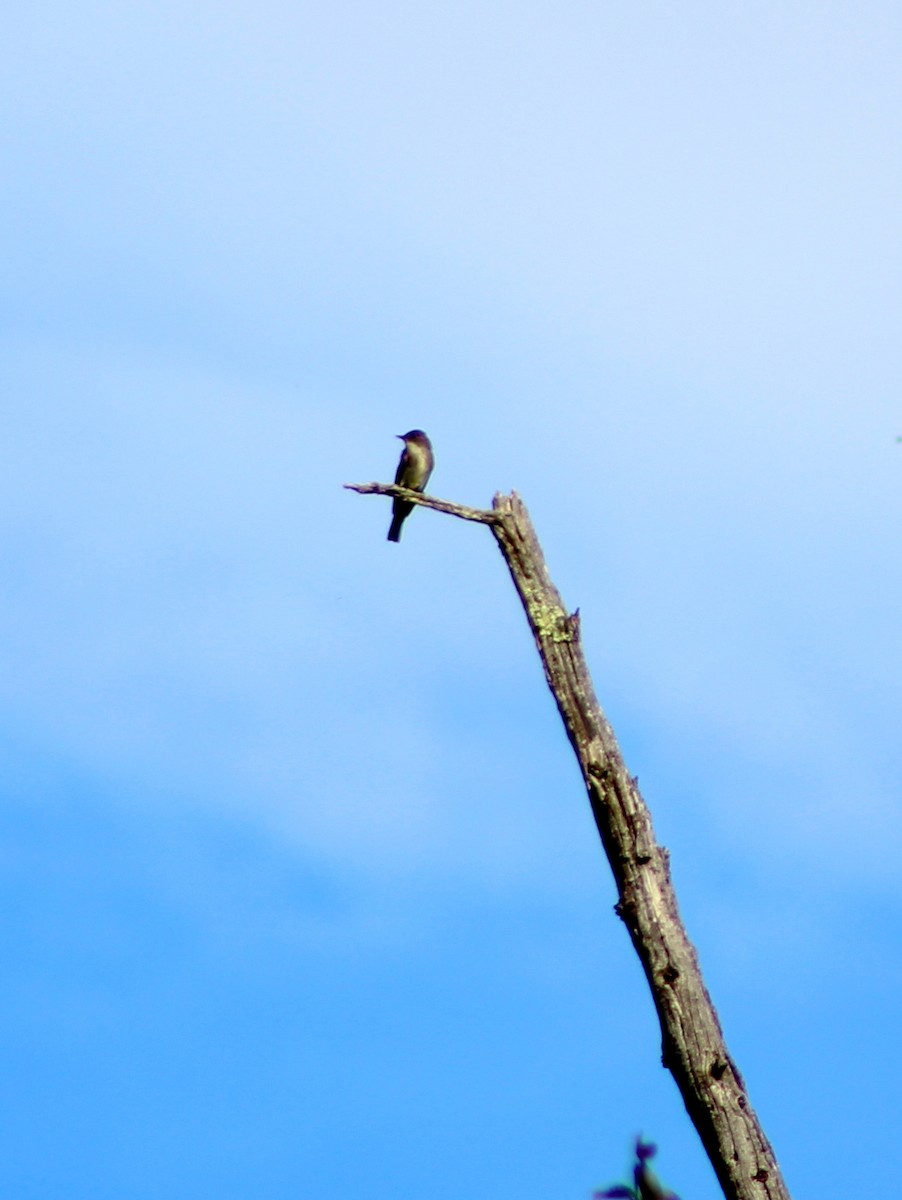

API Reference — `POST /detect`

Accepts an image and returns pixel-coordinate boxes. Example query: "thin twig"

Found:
[343,482,499,525]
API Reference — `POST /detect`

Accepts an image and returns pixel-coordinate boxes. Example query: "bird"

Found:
[594,1139,679,1200]
[387,430,434,542]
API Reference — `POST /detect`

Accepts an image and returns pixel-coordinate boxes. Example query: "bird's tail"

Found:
[387,499,413,542]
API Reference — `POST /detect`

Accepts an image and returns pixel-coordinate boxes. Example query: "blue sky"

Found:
[2,3,901,1197]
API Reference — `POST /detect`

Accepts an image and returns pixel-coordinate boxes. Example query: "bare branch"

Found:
[343,481,498,525]
[487,491,792,1200]
[347,482,792,1200]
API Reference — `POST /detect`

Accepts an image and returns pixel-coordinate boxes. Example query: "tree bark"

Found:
[345,481,792,1200]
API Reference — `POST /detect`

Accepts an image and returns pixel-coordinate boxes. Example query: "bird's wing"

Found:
[393,448,409,485]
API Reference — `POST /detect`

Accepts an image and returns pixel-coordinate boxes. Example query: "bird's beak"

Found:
[396,434,405,440]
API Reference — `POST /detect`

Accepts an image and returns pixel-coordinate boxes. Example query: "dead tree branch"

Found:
[343,481,497,525]
[346,482,792,1200]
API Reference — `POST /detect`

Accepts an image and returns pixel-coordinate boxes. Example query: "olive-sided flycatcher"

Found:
[387,430,434,542]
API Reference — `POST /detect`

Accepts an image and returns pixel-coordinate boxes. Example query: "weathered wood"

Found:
[489,492,790,1200]
[344,481,497,526]
[345,480,792,1200]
